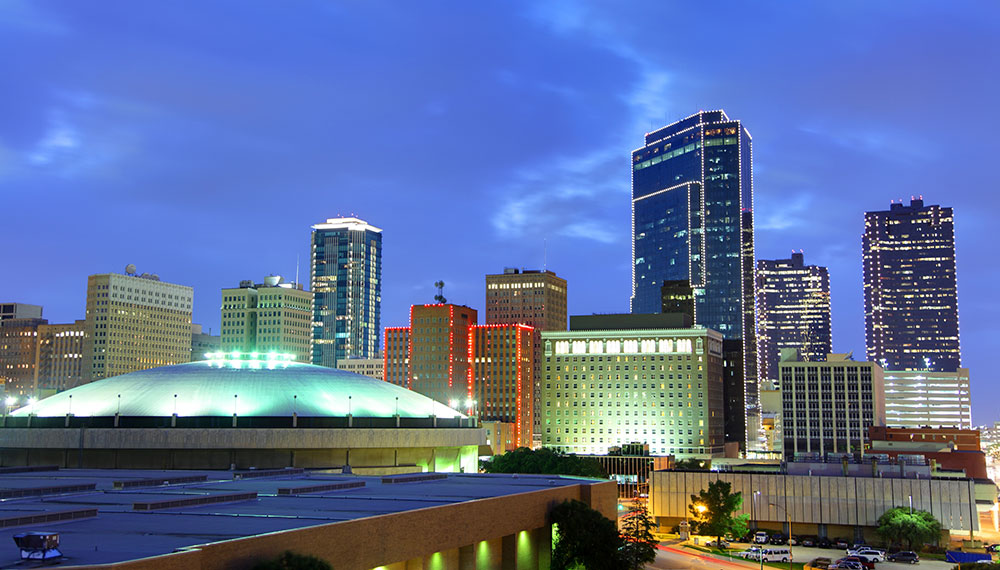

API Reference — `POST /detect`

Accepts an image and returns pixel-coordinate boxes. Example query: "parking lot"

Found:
[722,542,957,570]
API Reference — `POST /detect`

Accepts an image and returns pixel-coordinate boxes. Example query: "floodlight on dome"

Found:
[5,397,16,407]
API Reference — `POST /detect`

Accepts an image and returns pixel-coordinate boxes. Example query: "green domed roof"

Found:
[14,360,464,419]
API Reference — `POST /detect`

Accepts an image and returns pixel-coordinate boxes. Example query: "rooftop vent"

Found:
[13,531,61,561]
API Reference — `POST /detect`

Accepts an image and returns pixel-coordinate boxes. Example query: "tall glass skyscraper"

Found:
[631,110,758,441]
[863,198,960,372]
[310,217,382,368]
[756,252,832,383]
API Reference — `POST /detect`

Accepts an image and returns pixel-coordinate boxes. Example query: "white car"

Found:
[847,549,884,563]
[737,548,761,559]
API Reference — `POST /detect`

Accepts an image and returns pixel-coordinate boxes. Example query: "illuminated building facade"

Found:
[336,355,384,380]
[485,268,567,445]
[34,319,86,394]
[395,304,477,408]
[81,271,193,383]
[883,368,971,429]
[310,217,382,368]
[190,324,220,362]
[779,350,885,457]
[756,252,832,383]
[863,198,961,372]
[0,318,46,398]
[384,327,410,388]
[540,314,725,459]
[221,276,313,363]
[471,324,534,448]
[630,110,757,448]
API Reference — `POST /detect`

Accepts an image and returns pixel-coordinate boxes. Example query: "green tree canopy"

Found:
[252,551,332,570]
[481,447,608,478]
[876,507,941,550]
[689,480,749,545]
[550,500,623,570]
[674,458,710,470]
[620,497,658,570]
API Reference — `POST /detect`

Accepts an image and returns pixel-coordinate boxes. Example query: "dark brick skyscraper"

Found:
[863,198,960,372]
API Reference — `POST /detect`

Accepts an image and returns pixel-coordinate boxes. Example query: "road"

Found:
[649,542,956,570]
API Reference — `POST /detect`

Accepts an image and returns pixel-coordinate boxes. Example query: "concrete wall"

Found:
[59,480,617,570]
[650,471,980,532]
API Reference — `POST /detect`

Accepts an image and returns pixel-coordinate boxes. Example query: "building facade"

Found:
[190,324,220,361]
[540,314,725,458]
[81,271,193,383]
[779,351,885,457]
[0,318,46,398]
[0,303,42,321]
[863,198,961,372]
[631,110,757,448]
[336,356,384,380]
[34,319,86,395]
[391,304,477,409]
[485,268,567,446]
[310,217,382,368]
[471,324,534,448]
[756,252,832,383]
[221,276,313,363]
[883,368,971,429]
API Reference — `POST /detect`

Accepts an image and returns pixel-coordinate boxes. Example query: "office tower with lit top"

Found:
[220,276,313,362]
[310,217,382,368]
[631,110,757,448]
[863,198,961,372]
[756,252,832,383]
[485,267,567,445]
[81,268,193,383]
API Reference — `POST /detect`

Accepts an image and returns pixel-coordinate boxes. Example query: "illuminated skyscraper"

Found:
[756,252,832,383]
[631,110,757,447]
[310,217,382,367]
[863,198,960,372]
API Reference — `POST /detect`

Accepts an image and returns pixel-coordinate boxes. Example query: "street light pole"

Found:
[771,502,792,570]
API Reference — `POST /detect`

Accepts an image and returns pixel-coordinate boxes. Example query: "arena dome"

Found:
[13,358,465,420]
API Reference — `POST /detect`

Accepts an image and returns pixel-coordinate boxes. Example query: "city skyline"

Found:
[2,3,997,423]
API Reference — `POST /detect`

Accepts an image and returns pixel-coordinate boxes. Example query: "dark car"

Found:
[839,556,875,570]
[832,562,864,570]
[986,545,999,553]
[817,537,832,549]
[887,551,919,564]
[801,536,816,547]
[834,539,850,549]
[770,534,788,545]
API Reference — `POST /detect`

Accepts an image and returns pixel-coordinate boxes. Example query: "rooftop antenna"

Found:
[434,281,447,304]
[294,254,300,287]
[543,238,548,270]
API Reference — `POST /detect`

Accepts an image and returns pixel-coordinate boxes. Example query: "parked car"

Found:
[887,551,919,564]
[986,544,1000,554]
[809,557,833,570]
[852,550,885,563]
[817,537,832,549]
[736,547,761,559]
[834,539,850,550]
[706,539,730,548]
[755,531,770,544]
[801,536,816,547]
[740,532,756,543]
[770,533,789,545]
[839,556,875,570]
[831,561,865,570]
[758,548,793,562]
[789,536,799,546]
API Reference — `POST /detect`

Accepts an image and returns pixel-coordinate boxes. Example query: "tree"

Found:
[689,480,749,547]
[252,551,332,570]
[876,507,941,550]
[550,500,623,570]
[481,447,608,478]
[674,458,710,470]
[620,496,658,570]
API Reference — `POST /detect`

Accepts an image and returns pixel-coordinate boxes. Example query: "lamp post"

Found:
[771,502,792,570]
[753,490,761,531]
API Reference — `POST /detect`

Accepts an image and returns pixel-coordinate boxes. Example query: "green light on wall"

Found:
[477,541,490,570]
[428,552,444,570]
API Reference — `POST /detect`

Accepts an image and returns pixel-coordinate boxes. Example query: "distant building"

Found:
[0,303,42,321]
[485,267,567,446]
[631,110,758,451]
[310,217,382,368]
[868,426,987,480]
[481,420,516,455]
[0,318,46,398]
[384,304,477,409]
[81,269,193,383]
[540,313,725,458]
[779,350,885,457]
[220,276,312,362]
[471,324,534,448]
[34,320,86,395]
[190,324,220,361]
[863,198,961,372]
[336,355,383,380]
[660,280,695,317]
[756,252,832,382]
[883,368,971,429]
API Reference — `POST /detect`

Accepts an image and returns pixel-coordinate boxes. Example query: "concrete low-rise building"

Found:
[0,468,616,570]
[650,467,991,542]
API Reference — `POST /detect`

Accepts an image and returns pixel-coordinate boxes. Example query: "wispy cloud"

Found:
[798,123,934,162]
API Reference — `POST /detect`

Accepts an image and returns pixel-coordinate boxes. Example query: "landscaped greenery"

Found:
[620,497,658,570]
[688,480,749,546]
[251,551,332,570]
[550,500,623,570]
[481,447,608,478]
[875,506,941,550]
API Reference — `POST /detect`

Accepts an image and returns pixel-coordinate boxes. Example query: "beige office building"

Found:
[221,276,313,363]
[82,270,193,383]
[336,355,384,380]
[540,315,725,459]
[34,320,86,394]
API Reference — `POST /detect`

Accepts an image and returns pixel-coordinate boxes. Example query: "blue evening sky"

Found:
[2,2,997,423]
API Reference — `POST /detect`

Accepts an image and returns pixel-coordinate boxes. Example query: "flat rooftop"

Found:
[0,467,594,568]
